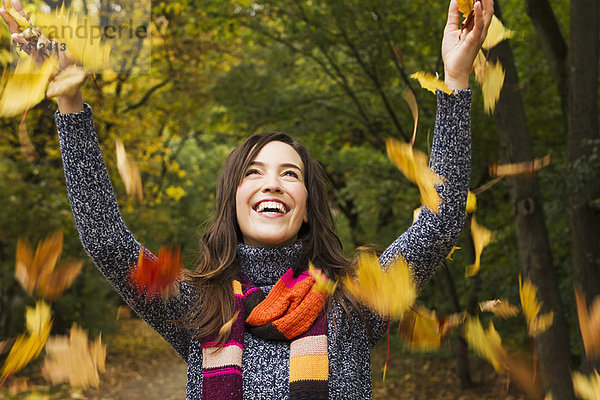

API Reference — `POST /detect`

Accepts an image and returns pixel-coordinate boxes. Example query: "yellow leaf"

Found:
[0,55,58,117]
[343,252,416,318]
[479,299,519,319]
[519,275,554,336]
[463,316,505,373]
[35,6,111,72]
[473,50,487,84]
[465,217,493,277]
[456,0,474,16]
[308,261,337,296]
[46,64,88,98]
[217,311,240,338]
[18,119,38,163]
[410,71,452,95]
[1,301,52,379]
[398,306,464,351]
[386,138,443,214]
[483,16,515,49]
[575,287,600,360]
[5,0,31,30]
[402,88,419,145]
[446,246,460,260]
[115,138,144,203]
[466,191,477,213]
[572,370,600,400]
[42,324,106,389]
[482,60,505,114]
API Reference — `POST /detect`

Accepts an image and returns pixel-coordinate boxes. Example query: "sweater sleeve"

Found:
[368,89,472,344]
[55,104,194,361]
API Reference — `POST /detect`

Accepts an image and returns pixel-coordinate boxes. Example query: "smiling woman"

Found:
[1,0,498,397]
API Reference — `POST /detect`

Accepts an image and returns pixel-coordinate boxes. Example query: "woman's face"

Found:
[235,141,308,248]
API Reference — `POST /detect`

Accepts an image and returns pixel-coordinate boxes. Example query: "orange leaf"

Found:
[15,231,83,301]
[574,286,600,360]
[130,246,183,299]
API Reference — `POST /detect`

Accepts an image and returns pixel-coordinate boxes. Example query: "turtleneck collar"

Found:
[237,241,303,286]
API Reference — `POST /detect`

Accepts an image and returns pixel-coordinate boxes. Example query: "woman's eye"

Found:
[283,170,299,179]
[245,169,260,177]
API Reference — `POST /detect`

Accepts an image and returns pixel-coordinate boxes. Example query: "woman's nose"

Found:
[261,173,283,193]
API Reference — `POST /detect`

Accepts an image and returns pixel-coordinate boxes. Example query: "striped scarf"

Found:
[201,267,328,400]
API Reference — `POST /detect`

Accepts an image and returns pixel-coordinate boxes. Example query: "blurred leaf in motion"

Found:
[489,155,551,177]
[398,306,464,351]
[1,301,52,379]
[309,261,338,296]
[343,252,416,318]
[410,71,452,95]
[479,299,519,319]
[130,246,183,300]
[46,64,88,98]
[519,275,554,336]
[15,231,83,301]
[574,287,600,360]
[42,324,106,389]
[465,217,494,277]
[572,370,600,400]
[386,138,443,214]
[115,137,144,203]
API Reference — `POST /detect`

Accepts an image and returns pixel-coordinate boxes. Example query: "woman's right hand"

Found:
[0,0,84,113]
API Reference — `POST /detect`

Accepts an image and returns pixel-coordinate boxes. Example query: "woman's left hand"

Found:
[441,0,494,90]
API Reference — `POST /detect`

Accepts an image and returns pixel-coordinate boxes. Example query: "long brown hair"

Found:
[184,132,362,343]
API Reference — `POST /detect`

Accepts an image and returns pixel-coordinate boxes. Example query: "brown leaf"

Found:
[575,286,600,360]
[46,64,88,98]
[17,119,38,163]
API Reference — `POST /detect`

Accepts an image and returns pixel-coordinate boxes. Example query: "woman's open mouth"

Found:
[253,200,289,215]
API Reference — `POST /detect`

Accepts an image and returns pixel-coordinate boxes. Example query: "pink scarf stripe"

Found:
[204,366,242,378]
[202,340,243,349]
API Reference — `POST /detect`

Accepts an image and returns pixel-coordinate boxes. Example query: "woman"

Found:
[4,0,493,398]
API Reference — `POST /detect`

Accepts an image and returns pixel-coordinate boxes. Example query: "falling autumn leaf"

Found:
[4,0,31,30]
[115,137,144,203]
[398,306,464,351]
[410,71,452,95]
[574,286,600,360]
[402,87,419,146]
[465,217,494,277]
[343,252,416,318]
[130,246,182,300]
[463,316,506,373]
[572,370,600,400]
[479,299,519,319]
[1,301,52,380]
[17,118,38,163]
[489,154,551,177]
[0,55,58,117]
[446,246,460,260]
[42,324,106,389]
[308,261,338,296]
[519,275,554,336]
[46,64,88,98]
[456,0,474,16]
[386,138,443,214]
[466,191,477,213]
[15,230,83,301]
[34,4,111,72]
[482,60,505,114]
[482,15,515,50]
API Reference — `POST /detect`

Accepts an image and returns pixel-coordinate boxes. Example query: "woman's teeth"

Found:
[256,201,286,213]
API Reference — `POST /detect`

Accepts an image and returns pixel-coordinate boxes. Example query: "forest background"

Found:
[0,0,598,398]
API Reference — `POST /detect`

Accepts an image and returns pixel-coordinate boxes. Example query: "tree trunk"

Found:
[488,4,575,398]
[567,1,600,372]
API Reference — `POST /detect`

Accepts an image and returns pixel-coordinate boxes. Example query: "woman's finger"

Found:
[445,0,461,33]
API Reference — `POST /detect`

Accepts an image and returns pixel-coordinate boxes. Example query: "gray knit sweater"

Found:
[55,89,471,399]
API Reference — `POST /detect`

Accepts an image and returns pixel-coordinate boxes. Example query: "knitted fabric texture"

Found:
[54,89,472,399]
[202,269,328,400]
